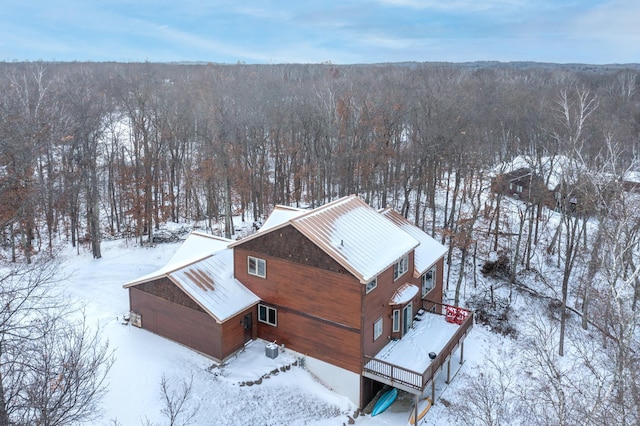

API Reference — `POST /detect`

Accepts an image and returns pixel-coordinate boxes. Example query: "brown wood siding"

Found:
[362,251,422,357]
[129,287,223,360]
[220,306,257,359]
[257,308,362,373]
[134,277,205,313]
[237,225,350,275]
[234,228,364,371]
[235,248,362,329]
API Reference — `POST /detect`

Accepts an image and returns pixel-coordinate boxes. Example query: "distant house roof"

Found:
[124,232,259,323]
[231,195,420,284]
[380,209,447,276]
[624,170,640,184]
[493,154,585,191]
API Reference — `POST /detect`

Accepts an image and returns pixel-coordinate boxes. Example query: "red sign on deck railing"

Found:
[445,305,469,325]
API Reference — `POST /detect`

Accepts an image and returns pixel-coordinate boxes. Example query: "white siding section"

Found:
[300,354,361,407]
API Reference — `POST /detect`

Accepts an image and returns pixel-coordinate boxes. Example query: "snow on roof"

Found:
[123,232,260,322]
[123,232,231,287]
[231,195,420,283]
[380,209,447,276]
[169,249,260,323]
[390,283,419,305]
[493,154,585,191]
[259,205,307,232]
[624,170,640,184]
[370,311,461,373]
[290,196,419,283]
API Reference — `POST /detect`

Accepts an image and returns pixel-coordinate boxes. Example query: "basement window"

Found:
[258,304,277,326]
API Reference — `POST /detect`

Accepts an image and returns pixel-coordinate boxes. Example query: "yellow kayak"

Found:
[408,397,432,425]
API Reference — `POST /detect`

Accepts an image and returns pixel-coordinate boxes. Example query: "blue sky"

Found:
[1,0,639,64]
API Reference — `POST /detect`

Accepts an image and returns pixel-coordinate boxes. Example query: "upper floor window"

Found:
[366,277,377,294]
[248,256,266,278]
[374,317,383,341]
[393,254,409,281]
[421,266,435,297]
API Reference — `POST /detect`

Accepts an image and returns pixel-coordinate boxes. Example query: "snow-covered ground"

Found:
[58,238,491,425]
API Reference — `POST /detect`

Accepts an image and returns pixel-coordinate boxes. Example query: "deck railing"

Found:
[362,301,473,392]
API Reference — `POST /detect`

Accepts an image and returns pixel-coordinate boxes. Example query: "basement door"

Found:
[243,313,253,343]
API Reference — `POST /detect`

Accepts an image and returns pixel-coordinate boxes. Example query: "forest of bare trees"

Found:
[1,61,639,424]
[0,62,636,258]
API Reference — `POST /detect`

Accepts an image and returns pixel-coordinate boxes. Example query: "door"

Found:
[402,303,413,336]
[243,313,253,343]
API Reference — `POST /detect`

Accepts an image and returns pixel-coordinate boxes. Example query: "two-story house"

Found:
[124,195,472,409]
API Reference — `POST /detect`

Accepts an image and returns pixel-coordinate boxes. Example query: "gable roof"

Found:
[380,209,447,276]
[231,195,420,284]
[124,232,259,323]
[123,231,229,285]
[259,205,307,232]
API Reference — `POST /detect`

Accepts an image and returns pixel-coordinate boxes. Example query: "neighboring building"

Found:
[124,195,472,408]
[491,167,554,207]
[623,170,640,193]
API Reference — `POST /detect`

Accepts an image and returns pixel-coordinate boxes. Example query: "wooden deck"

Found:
[362,301,473,395]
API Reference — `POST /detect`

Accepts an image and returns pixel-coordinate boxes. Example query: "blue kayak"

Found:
[371,387,398,416]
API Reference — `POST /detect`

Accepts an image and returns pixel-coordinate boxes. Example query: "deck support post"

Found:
[446,358,451,384]
[413,393,419,425]
[431,379,435,405]
[460,340,465,364]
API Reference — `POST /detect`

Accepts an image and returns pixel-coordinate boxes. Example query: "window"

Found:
[516,184,523,193]
[258,304,277,326]
[373,317,383,340]
[393,254,409,281]
[248,256,266,278]
[421,266,435,297]
[392,310,400,332]
[366,277,377,294]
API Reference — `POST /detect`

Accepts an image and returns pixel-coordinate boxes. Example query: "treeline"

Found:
[0,61,638,260]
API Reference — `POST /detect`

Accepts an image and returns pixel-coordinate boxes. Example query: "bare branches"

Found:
[0,258,113,426]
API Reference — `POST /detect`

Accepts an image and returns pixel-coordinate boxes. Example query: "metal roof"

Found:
[124,232,259,323]
[380,209,447,276]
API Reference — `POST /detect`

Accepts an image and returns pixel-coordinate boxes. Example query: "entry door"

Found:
[402,303,413,335]
[243,313,253,343]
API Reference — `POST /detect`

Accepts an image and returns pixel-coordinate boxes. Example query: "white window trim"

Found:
[393,254,409,281]
[392,309,400,332]
[258,304,277,326]
[366,277,377,294]
[374,317,383,341]
[248,256,266,278]
[421,266,436,297]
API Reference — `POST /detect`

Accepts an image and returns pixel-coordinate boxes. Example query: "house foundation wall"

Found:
[287,349,361,407]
